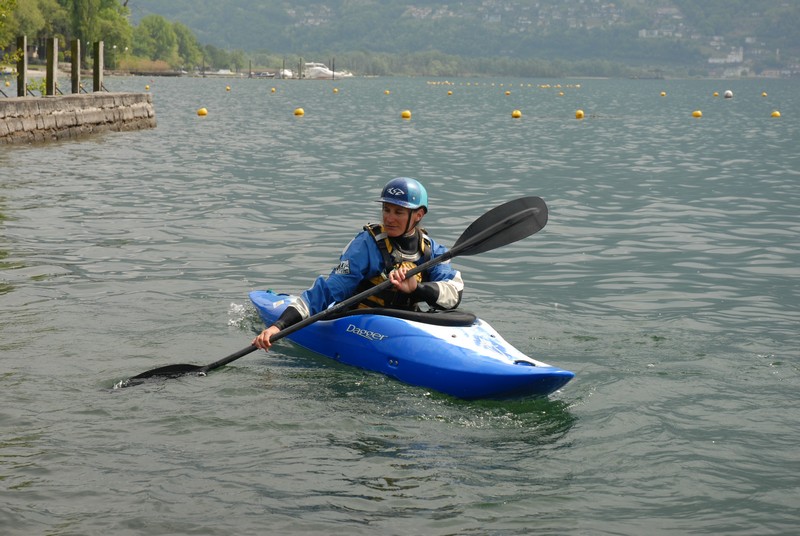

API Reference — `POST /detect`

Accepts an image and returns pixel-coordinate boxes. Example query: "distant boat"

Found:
[274,68,294,79]
[203,68,242,77]
[302,62,353,80]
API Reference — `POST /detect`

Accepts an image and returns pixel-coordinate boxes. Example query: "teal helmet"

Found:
[378,177,428,213]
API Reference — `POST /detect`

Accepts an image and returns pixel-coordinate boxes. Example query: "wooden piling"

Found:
[16,35,27,97]
[71,40,81,94]
[46,38,58,96]
[93,41,104,92]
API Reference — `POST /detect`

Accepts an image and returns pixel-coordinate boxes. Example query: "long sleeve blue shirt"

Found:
[292,228,464,319]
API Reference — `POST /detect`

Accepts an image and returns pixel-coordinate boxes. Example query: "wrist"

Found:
[410,282,439,304]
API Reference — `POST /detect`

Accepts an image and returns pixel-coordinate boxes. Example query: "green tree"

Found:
[54,0,130,66]
[9,0,45,39]
[38,0,70,40]
[57,0,127,38]
[132,14,178,66]
[98,3,130,43]
[0,0,18,50]
[173,21,201,69]
[1,0,20,68]
[62,0,101,43]
[229,49,246,72]
[201,43,231,70]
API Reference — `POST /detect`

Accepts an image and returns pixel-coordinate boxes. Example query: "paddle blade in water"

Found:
[453,196,547,256]
[114,363,206,388]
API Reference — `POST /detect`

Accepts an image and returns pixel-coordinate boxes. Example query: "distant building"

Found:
[708,47,744,64]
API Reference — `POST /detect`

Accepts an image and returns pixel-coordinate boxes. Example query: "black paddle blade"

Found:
[120,345,259,388]
[131,363,206,379]
[453,196,547,256]
[114,363,206,388]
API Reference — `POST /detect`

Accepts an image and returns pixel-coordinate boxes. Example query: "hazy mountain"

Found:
[127,0,799,74]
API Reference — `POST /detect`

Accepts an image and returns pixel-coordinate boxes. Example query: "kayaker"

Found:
[253,177,464,351]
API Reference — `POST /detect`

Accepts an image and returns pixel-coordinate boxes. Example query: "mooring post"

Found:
[16,35,27,97]
[71,40,81,93]
[45,37,58,96]
[93,41,104,92]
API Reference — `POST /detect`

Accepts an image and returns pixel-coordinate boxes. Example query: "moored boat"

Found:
[302,62,353,79]
[250,290,574,400]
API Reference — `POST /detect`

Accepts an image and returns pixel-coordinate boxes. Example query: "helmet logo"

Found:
[386,187,406,196]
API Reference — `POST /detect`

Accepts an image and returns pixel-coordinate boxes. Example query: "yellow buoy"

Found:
[559,91,564,96]
[692,110,702,118]
[771,110,781,118]
[762,91,768,97]
[511,110,522,119]
[333,88,339,94]
[660,91,666,97]
[384,90,390,95]
[575,109,585,119]
[505,90,511,96]
[145,85,150,91]
[447,90,453,95]
[226,85,231,91]
[713,91,719,97]
[401,110,411,120]
[294,107,305,116]
[271,87,276,93]
[197,107,208,116]
[4,81,9,87]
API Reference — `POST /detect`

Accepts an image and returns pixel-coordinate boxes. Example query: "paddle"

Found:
[118,196,547,387]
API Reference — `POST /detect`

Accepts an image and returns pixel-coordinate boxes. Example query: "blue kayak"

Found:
[250,290,574,400]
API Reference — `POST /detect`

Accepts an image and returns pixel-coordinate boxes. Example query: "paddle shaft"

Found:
[127,196,547,382]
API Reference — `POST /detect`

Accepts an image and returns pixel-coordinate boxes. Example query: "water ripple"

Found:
[2,76,799,535]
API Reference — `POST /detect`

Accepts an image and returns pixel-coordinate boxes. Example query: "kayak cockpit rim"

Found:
[324,305,477,327]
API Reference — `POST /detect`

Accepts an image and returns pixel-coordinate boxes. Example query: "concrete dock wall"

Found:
[0,92,156,144]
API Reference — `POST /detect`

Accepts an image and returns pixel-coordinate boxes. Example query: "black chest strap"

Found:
[356,224,434,309]
[363,223,432,271]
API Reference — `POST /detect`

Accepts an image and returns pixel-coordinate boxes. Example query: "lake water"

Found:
[2,75,798,535]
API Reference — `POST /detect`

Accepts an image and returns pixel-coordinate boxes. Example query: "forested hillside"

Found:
[127,0,799,76]
[3,0,797,76]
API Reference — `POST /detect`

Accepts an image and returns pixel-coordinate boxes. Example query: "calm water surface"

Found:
[2,76,799,535]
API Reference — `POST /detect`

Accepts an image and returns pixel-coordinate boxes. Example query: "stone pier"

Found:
[0,92,156,144]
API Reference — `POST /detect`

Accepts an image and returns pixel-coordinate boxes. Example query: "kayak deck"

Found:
[249,290,573,400]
